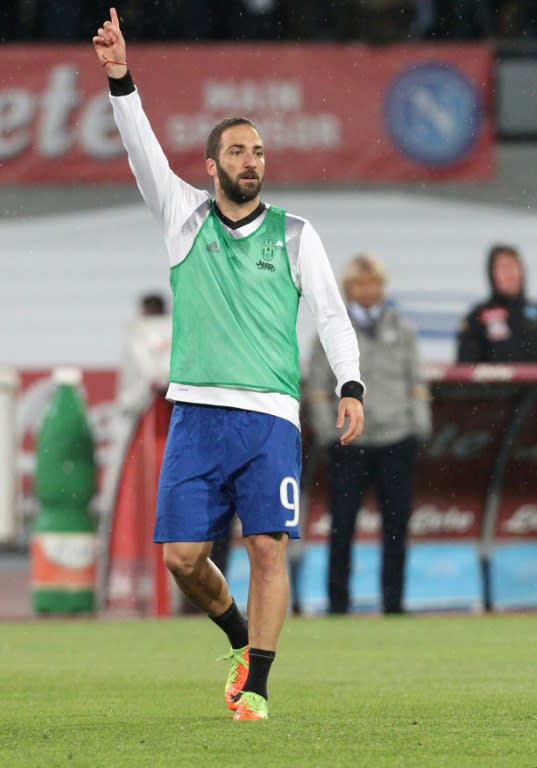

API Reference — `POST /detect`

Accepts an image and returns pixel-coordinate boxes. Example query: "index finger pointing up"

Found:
[110,7,120,28]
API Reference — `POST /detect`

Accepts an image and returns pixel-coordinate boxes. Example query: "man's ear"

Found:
[206,157,216,178]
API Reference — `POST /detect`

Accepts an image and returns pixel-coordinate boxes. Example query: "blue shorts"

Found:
[154,403,302,542]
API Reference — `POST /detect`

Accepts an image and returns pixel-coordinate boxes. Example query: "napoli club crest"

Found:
[385,62,482,167]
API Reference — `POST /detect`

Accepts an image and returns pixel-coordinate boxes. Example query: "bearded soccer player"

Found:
[93,8,365,721]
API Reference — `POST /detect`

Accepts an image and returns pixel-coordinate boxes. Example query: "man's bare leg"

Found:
[230,532,288,717]
[163,541,249,711]
[244,533,289,650]
[163,541,232,616]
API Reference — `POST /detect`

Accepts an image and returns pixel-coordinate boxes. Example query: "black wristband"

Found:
[108,70,135,97]
[341,380,364,403]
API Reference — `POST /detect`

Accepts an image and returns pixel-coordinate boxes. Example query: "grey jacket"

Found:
[307,305,432,446]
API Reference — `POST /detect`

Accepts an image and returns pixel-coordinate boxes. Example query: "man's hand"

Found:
[336,397,364,445]
[92,7,127,78]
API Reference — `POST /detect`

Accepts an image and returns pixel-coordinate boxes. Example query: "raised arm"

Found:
[92,8,208,236]
[92,7,127,79]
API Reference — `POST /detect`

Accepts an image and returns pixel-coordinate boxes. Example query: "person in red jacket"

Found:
[457,244,537,363]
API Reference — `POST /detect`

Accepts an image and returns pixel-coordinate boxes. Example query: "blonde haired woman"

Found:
[308,254,431,614]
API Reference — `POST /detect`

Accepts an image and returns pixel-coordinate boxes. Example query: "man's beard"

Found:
[216,162,263,204]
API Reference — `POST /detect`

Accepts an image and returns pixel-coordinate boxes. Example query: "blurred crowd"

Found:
[3,0,537,43]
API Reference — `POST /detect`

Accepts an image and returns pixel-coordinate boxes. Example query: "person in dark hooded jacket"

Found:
[457,244,537,363]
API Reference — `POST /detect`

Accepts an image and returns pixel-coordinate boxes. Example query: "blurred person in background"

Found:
[457,244,537,363]
[101,292,172,544]
[307,254,431,615]
[116,293,170,415]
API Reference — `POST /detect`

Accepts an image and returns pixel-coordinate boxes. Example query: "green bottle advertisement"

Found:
[31,368,97,613]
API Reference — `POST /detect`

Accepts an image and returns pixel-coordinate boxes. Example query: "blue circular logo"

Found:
[385,62,482,167]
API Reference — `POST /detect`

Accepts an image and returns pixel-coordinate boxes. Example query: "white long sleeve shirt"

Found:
[110,87,362,428]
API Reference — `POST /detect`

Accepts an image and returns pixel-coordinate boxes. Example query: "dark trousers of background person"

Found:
[328,436,418,614]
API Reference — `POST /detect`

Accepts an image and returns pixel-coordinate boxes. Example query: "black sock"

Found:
[241,648,275,700]
[209,600,248,649]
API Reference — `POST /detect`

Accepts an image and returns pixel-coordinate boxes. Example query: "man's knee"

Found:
[247,533,287,574]
[163,542,210,579]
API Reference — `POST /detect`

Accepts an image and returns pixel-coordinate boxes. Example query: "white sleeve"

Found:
[109,88,209,242]
[298,221,363,397]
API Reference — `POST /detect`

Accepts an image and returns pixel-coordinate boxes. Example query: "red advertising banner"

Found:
[1,43,493,184]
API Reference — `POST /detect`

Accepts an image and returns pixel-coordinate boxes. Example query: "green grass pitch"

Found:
[2,614,537,767]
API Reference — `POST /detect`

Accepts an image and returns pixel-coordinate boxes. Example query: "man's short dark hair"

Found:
[140,293,166,316]
[487,244,522,280]
[488,243,520,263]
[486,243,525,295]
[205,117,258,160]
